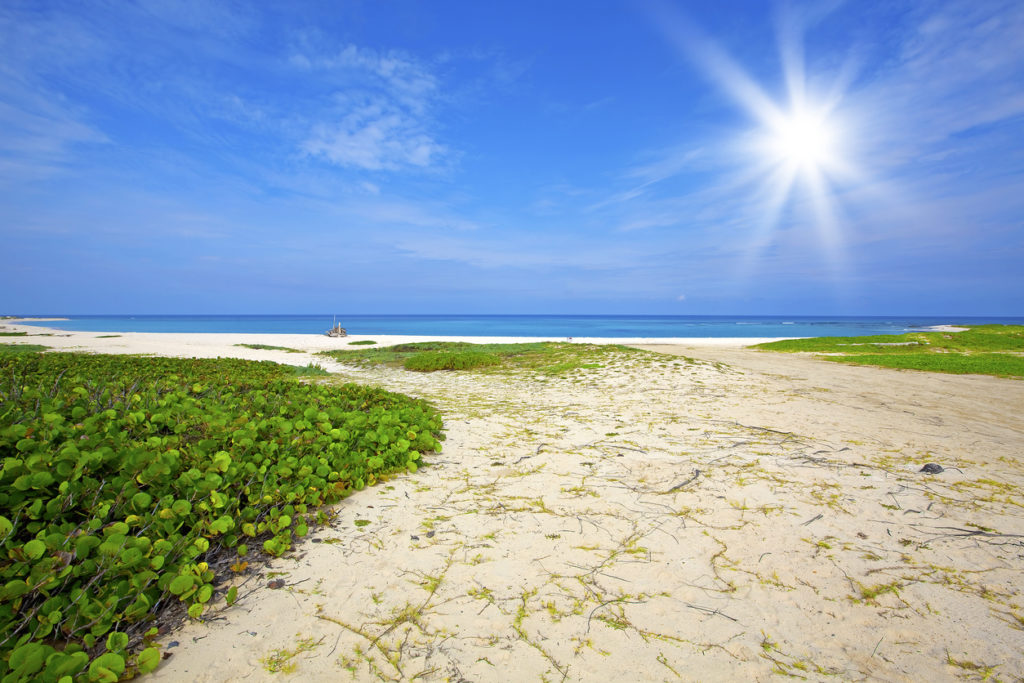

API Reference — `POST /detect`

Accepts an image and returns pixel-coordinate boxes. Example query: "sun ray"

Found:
[650,2,867,293]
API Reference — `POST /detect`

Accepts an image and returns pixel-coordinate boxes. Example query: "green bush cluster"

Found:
[324,341,642,375]
[0,352,442,681]
[402,350,501,372]
[0,346,49,356]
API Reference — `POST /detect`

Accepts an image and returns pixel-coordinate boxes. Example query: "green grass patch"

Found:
[0,344,48,355]
[0,352,442,679]
[0,332,27,337]
[833,352,1024,377]
[347,340,377,345]
[403,350,500,372]
[96,335,122,338]
[234,343,303,353]
[756,325,1024,378]
[321,341,644,374]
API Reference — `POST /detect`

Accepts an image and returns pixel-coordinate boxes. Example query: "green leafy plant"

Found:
[347,340,377,345]
[0,345,48,355]
[0,352,443,680]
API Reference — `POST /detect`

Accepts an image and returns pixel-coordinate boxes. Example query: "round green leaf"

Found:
[136,647,161,674]
[168,575,194,596]
[88,652,125,682]
[24,539,46,560]
[131,492,152,511]
[105,631,129,652]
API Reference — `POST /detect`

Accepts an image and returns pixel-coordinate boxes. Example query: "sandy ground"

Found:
[3,321,1024,681]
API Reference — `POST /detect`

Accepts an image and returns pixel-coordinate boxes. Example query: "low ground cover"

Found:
[0,345,49,355]
[321,341,643,374]
[755,324,1024,377]
[0,351,442,681]
[233,343,302,353]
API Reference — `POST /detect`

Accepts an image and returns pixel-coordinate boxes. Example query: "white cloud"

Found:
[296,44,447,171]
[303,95,446,170]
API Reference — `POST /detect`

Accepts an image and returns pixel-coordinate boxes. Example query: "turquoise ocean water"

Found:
[13,315,1024,338]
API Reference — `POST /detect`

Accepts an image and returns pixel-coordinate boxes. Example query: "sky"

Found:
[1,0,1022,316]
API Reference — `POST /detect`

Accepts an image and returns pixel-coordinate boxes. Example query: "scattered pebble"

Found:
[920,463,944,474]
[267,579,286,589]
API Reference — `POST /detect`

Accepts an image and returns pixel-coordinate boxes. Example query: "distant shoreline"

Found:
[6,313,1012,339]
[0,319,795,350]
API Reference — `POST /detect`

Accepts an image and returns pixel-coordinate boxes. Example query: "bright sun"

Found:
[764,107,839,172]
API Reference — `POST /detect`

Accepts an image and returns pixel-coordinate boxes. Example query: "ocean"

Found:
[12,315,1024,338]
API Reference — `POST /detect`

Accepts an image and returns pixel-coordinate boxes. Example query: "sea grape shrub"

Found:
[0,353,442,681]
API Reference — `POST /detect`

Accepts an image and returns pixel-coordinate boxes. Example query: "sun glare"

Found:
[766,108,838,171]
[654,2,869,288]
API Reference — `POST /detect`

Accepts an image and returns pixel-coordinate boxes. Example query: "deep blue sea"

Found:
[13,315,1024,338]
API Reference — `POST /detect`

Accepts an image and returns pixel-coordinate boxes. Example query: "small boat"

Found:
[325,316,347,337]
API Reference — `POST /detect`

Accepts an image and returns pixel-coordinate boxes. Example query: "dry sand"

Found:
[3,320,1023,681]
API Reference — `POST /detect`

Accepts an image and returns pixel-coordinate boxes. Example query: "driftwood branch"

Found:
[667,469,701,493]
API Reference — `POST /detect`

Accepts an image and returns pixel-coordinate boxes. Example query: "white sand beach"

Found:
[3,319,1023,681]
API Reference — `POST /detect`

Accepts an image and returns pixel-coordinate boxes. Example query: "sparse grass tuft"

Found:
[235,343,303,353]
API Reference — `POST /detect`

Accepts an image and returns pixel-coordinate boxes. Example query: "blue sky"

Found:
[2,0,1022,315]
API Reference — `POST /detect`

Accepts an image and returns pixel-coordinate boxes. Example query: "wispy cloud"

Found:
[295,44,448,171]
[852,0,1024,171]
[0,79,107,183]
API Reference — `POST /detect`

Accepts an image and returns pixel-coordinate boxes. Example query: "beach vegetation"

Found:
[851,580,903,604]
[0,332,27,337]
[403,350,500,372]
[0,345,48,355]
[260,634,322,674]
[0,351,442,680]
[945,651,999,679]
[234,343,303,353]
[347,340,376,345]
[755,325,1024,378]
[321,341,645,375]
